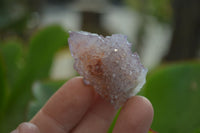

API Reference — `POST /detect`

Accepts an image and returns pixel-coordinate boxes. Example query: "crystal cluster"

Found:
[68,31,148,108]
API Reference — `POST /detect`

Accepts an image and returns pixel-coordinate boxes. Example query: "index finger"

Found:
[113,96,154,133]
[30,77,96,133]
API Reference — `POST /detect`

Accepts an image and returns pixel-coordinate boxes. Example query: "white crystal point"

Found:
[68,31,148,109]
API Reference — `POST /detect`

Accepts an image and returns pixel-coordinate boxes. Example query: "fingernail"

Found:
[12,122,40,133]
[10,129,19,133]
[19,122,40,133]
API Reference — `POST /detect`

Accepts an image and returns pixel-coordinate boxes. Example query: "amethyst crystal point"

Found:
[68,31,148,108]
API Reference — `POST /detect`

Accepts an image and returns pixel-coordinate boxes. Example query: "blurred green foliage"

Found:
[0,40,23,88]
[0,55,6,118]
[0,25,68,133]
[125,0,172,23]
[0,0,31,34]
[142,62,200,133]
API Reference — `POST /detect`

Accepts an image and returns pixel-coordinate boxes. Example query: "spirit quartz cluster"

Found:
[68,31,148,108]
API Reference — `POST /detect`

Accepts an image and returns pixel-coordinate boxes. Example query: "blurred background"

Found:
[0,0,200,133]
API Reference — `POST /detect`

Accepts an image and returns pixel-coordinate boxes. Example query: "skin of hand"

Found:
[11,77,154,133]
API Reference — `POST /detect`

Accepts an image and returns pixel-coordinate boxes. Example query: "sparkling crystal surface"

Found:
[68,31,148,108]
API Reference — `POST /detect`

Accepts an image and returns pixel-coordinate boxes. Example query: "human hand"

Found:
[11,77,154,133]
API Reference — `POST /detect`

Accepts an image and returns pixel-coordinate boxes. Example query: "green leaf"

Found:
[25,25,68,79]
[193,128,200,133]
[108,109,121,133]
[142,62,200,133]
[0,55,6,119]
[0,40,23,88]
[1,25,68,133]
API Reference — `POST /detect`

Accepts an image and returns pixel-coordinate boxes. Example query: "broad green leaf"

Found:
[0,40,23,88]
[25,25,68,79]
[1,25,68,133]
[142,62,200,133]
